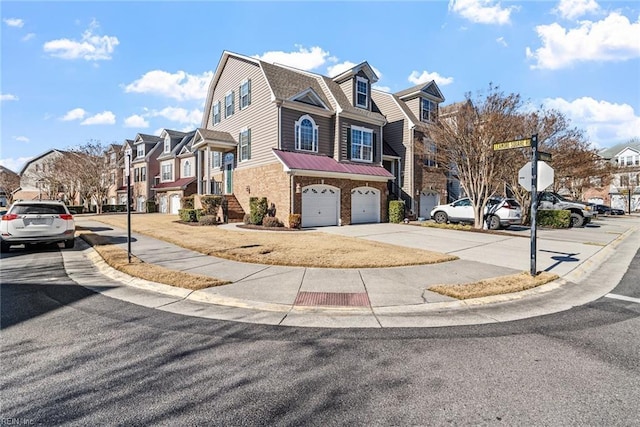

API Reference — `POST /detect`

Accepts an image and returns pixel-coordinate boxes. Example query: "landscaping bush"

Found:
[200,195,223,216]
[198,215,219,226]
[146,200,157,213]
[181,195,195,210]
[178,208,201,222]
[249,197,268,225]
[102,204,126,213]
[263,217,283,228]
[243,214,252,225]
[389,200,405,223]
[67,205,85,214]
[288,214,301,229]
[537,209,570,228]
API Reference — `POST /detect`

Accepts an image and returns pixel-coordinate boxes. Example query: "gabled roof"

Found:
[395,81,445,103]
[331,61,379,84]
[134,133,163,145]
[598,141,640,159]
[0,165,19,177]
[273,149,393,181]
[157,129,195,161]
[371,89,429,133]
[191,128,237,151]
[18,149,67,175]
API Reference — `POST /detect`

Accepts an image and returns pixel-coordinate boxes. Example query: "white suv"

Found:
[0,200,76,252]
[430,197,522,230]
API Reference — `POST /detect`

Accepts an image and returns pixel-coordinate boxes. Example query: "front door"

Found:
[224,153,234,194]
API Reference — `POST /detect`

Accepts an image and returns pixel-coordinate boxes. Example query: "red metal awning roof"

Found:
[273,149,393,179]
[152,177,196,190]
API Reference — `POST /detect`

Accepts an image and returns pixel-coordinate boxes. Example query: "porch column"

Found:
[205,146,211,195]
[196,150,202,194]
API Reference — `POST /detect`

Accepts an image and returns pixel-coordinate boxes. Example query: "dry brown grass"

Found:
[78,231,229,290]
[429,271,559,300]
[86,213,457,268]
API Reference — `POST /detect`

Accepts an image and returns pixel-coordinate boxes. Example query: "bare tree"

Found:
[428,85,523,228]
[0,166,21,206]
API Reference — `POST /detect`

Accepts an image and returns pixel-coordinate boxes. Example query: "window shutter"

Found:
[239,85,242,108]
[248,79,251,105]
[346,127,352,160]
[295,124,299,150]
[373,132,377,162]
[248,128,252,160]
[232,92,235,114]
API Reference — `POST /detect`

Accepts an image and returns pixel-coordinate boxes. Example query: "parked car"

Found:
[0,200,76,252]
[430,197,522,230]
[589,203,625,216]
[538,192,593,227]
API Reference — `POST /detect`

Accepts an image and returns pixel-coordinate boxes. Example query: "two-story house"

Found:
[105,143,124,206]
[13,149,79,203]
[192,50,395,227]
[371,82,446,219]
[589,141,640,212]
[118,134,162,212]
[152,129,197,214]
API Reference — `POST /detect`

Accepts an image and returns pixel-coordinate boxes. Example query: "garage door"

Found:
[159,196,168,214]
[419,191,440,219]
[351,187,380,224]
[170,195,181,215]
[302,185,339,227]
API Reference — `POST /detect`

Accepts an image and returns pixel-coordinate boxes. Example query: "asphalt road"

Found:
[1,245,639,426]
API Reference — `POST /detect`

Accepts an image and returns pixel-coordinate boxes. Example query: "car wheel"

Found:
[488,215,501,230]
[64,239,75,249]
[570,213,584,228]
[0,241,9,253]
[433,211,448,224]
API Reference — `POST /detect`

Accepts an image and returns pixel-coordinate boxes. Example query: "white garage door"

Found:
[302,185,339,227]
[136,196,146,212]
[351,187,380,224]
[170,195,181,215]
[159,196,168,214]
[419,191,440,219]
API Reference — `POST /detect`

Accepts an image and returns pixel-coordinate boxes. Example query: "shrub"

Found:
[249,197,268,225]
[146,200,157,213]
[389,200,405,223]
[198,215,218,226]
[243,213,252,225]
[288,213,301,229]
[200,195,223,216]
[181,195,195,210]
[263,217,283,228]
[267,203,277,217]
[179,208,200,222]
[67,205,85,214]
[537,209,570,228]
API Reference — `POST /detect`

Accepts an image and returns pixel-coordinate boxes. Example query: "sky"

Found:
[1,0,639,173]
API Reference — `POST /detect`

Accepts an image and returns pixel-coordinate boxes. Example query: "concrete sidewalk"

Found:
[61,216,640,328]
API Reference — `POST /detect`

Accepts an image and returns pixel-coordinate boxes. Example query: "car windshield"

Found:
[11,204,67,215]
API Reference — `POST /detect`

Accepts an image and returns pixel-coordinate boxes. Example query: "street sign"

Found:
[493,138,531,151]
[518,161,554,191]
[538,151,552,162]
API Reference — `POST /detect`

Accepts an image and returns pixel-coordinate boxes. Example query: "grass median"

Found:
[429,271,559,300]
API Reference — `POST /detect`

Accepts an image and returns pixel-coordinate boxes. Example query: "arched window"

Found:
[295,115,318,152]
[183,160,192,177]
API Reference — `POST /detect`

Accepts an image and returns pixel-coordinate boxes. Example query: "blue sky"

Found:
[2,0,639,173]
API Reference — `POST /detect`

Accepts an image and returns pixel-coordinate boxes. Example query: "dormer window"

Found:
[136,145,145,158]
[421,98,438,122]
[164,135,171,153]
[356,76,369,108]
[295,115,318,152]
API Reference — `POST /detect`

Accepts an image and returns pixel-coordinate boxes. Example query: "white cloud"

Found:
[554,0,600,20]
[496,37,508,47]
[124,114,149,128]
[327,61,357,77]
[544,96,640,146]
[254,45,332,71]
[81,111,116,125]
[373,85,391,92]
[408,70,454,86]
[527,12,640,70]
[61,108,87,121]
[148,107,202,126]
[448,0,515,25]
[43,19,119,61]
[0,157,32,173]
[1,94,19,102]
[14,136,30,143]
[3,18,24,28]
[22,33,35,42]
[124,70,213,101]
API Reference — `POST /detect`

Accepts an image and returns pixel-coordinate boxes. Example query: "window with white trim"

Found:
[212,101,221,125]
[295,115,318,152]
[239,128,251,162]
[240,79,251,109]
[212,151,222,169]
[183,160,191,177]
[163,135,171,153]
[421,98,438,122]
[141,166,146,181]
[424,138,437,167]
[136,144,145,158]
[225,91,235,118]
[161,163,172,181]
[356,76,369,108]
[350,126,373,162]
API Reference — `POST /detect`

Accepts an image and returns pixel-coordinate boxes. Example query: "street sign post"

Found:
[493,138,531,151]
[538,151,552,162]
[518,161,554,191]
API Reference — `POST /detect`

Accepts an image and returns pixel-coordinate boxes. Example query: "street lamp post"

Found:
[124,149,132,263]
